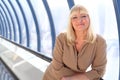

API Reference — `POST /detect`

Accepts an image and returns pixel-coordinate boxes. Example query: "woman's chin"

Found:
[77,27,87,31]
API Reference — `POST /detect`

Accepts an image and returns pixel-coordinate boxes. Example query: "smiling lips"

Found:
[77,24,87,30]
[78,23,85,27]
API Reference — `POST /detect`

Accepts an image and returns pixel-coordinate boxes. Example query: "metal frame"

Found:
[113,0,120,79]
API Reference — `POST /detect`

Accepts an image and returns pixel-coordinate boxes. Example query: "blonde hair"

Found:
[66,5,96,45]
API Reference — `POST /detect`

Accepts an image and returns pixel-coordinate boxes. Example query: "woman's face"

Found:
[71,11,90,32]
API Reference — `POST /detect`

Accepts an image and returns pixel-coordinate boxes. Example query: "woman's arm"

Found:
[85,36,107,80]
[61,73,89,80]
[52,33,75,79]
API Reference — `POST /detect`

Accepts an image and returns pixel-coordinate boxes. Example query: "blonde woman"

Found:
[43,5,107,80]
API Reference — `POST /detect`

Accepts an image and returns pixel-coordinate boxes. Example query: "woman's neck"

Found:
[75,31,86,41]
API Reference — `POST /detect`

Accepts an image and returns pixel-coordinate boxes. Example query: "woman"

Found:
[43,5,107,80]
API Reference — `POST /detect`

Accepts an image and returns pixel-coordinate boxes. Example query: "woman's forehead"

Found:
[71,11,88,16]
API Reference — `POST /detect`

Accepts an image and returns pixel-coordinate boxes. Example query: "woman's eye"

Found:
[72,16,78,19]
[81,15,87,18]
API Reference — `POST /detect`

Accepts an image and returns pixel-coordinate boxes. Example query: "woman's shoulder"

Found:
[57,32,67,40]
[55,32,67,45]
[96,34,106,44]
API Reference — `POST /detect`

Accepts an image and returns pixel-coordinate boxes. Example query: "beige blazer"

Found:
[43,33,107,80]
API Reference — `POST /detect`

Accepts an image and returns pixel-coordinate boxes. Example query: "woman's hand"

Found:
[61,77,71,80]
[61,73,89,80]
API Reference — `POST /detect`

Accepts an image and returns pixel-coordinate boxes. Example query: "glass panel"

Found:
[18,0,37,51]
[10,0,27,46]
[4,1,19,43]
[0,1,14,41]
[30,0,52,57]
[47,0,69,35]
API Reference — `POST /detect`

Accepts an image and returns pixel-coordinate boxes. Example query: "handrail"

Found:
[0,36,52,62]
[0,58,19,80]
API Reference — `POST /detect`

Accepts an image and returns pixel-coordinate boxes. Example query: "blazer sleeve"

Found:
[51,33,74,79]
[85,36,107,80]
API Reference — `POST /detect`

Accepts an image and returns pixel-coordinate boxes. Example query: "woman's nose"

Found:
[77,18,84,23]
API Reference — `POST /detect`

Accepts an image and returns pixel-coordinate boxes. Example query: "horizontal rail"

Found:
[0,36,52,62]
